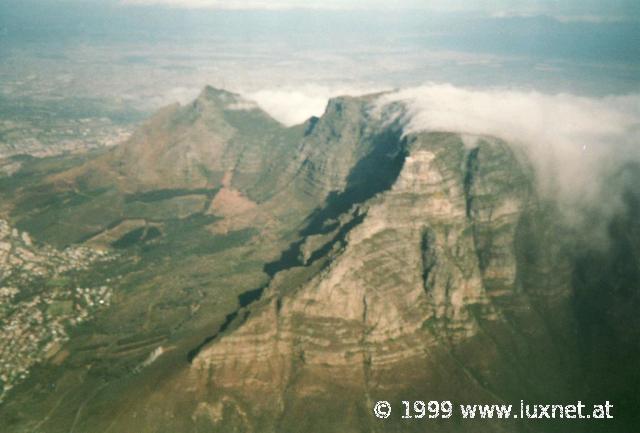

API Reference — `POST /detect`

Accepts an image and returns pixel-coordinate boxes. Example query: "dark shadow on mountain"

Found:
[264,126,407,277]
[186,287,262,363]
[188,124,407,363]
[571,163,640,432]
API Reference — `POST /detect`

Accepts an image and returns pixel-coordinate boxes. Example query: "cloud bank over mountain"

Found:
[375,84,640,219]
[238,81,639,223]
[244,84,385,125]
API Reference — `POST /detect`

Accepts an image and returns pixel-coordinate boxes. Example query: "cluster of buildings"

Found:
[0,219,115,402]
[0,220,111,284]
[0,117,133,160]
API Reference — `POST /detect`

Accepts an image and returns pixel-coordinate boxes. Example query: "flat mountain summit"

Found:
[0,87,638,433]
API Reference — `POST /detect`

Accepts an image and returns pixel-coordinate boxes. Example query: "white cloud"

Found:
[378,83,640,214]
[552,14,633,23]
[491,10,635,23]
[244,84,387,125]
[226,99,259,111]
[235,81,640,220]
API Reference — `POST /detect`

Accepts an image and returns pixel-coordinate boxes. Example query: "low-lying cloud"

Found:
[245,84,386,126]
[244,83,640,211]
[377,83,640,222]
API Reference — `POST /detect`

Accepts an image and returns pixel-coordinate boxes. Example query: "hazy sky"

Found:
[1,0,638,123]
[3,0,639,20]
[120,0,640,21]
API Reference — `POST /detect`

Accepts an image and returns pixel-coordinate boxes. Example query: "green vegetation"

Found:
[124,188,217,203]
[111,226,160,249]
[47,300,73,316]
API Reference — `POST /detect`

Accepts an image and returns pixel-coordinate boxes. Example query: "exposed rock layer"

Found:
[186,130,577,432]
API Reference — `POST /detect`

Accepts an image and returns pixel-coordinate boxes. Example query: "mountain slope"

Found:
[0,87,638,433]
[180,132,579,433]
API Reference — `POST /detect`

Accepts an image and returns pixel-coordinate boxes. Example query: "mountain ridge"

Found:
[0,86,638,433]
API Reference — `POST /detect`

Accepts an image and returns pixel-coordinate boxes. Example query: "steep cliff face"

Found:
[183,131,574,432]
[289,95,386,198]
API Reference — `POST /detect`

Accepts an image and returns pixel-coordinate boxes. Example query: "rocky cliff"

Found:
[182,131,579,432]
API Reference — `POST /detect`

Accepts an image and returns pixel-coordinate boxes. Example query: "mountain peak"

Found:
[194,85,260,113]
[198,85,238,100]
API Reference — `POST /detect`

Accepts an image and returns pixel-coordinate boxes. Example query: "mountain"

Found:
[0,87,638,433]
